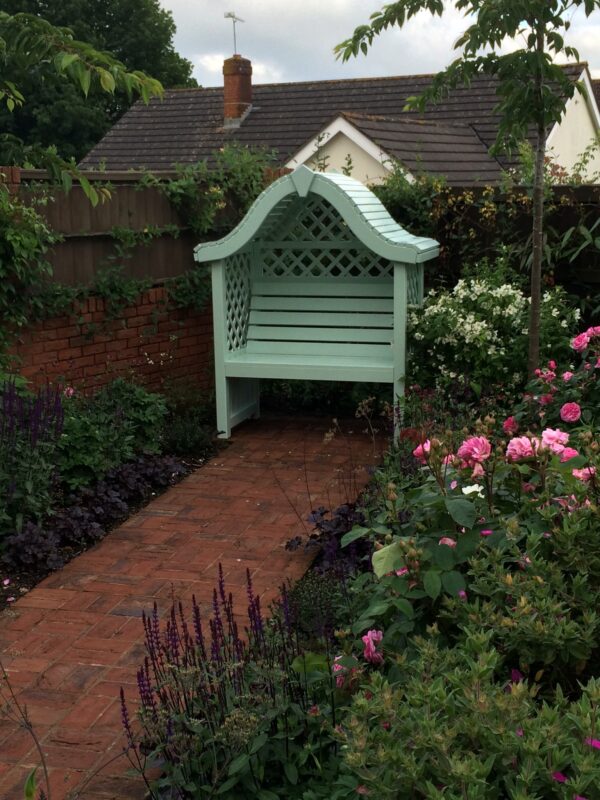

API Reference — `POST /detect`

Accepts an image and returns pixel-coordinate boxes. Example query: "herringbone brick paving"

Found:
[0,417,383,799]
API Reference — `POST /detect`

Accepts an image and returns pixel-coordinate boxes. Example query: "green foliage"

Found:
[0,186,56,357]
[337,640,600,799]
[408,279,579,394]
[57,379,166,490]
[0,2,180,162]
[145,145,276,238]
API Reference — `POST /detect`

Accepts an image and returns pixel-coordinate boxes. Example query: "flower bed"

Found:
[118,325,600,799]
[0,377,215,611]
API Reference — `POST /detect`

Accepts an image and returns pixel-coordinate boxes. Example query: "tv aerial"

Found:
[224,11,244,54]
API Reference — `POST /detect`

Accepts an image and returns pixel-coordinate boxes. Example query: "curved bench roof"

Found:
[194,165,439,265]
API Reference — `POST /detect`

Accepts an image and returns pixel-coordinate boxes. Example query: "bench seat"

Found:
[223,349,394,382]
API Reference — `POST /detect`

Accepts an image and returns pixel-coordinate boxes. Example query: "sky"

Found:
[162,0,600,87]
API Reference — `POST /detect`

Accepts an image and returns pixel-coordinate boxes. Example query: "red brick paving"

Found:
[0,416,383,799]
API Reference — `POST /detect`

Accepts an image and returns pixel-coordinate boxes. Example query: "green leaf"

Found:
[392,597,415,618]
[24,768,37,800]
[228,753,250,776]
[59,52,79,70]
[249,732,268,754]
[284,762,298,785]
[79,68,91,96]
[98,68,116,93]
[430,542,455,570]
[423,570,442,600]
[442,570,466,595]
[341,526,370,547]
[444,497,477,529]
[372,541,404,578]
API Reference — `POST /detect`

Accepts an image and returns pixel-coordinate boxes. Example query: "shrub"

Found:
[337,633,600,799]
[408,280,579,394]
[57,379,166,490]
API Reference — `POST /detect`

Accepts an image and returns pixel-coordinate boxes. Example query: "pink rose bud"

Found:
[439,537,457,548]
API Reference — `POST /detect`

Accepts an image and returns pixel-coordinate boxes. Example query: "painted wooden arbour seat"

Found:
[195,166,439,439]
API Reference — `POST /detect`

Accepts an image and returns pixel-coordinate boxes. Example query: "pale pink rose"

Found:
[362,630,384,665]
[503,416,518,435]
[457,436,491,467]
[572,332,590,352]
[471,463,485,478]
[506,436,536,461]
[560,402,581,423]
[450,479,458,490]
[442,454,455,465]
[541,428,569,455]
[572,467,596,482]
[562,371,574,382]
[439,537,457,548]
[412,440,431,464]
[559,447,579,462]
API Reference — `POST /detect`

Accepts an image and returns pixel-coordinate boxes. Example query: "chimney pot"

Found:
[223,55,252,126]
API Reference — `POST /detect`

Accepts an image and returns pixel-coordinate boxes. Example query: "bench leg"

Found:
[393,377,404,444]
[216,375,232,439]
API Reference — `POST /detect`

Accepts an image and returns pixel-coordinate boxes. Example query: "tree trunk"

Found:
[528,28,546,375]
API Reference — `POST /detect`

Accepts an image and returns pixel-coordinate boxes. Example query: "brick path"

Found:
[0,417,383,800]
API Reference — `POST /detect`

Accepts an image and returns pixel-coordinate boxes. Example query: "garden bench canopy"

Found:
[195,165,439,438]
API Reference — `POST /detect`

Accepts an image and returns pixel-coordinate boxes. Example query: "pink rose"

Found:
[548,360,557,370]
[362,629,384,665]
[63,386,75,398]
[572,332,590,352]
[572,467,596,482]
[560,402,581,423]
[559,447,579,462]
[503,416,518,435]
[412,440,431,464]
[539,393,554,406]
[395,567,408,577]
[506,436,537,461]
[541,428,569,455]
[439,537,457,548]
[562,371,574,382]
[457,436,491,467]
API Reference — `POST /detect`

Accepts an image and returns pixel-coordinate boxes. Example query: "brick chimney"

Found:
[223,55,252,127]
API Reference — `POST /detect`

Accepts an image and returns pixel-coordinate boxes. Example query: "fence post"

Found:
[0,166,21,195]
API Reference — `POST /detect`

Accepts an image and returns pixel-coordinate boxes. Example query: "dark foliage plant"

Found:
[2,454,187,572]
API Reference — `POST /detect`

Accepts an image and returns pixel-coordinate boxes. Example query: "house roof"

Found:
[325,112,505,185]
[80,63,586,181]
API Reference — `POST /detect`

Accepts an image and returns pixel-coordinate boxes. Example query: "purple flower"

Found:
[585,737,600,749]
[552,771,567,783]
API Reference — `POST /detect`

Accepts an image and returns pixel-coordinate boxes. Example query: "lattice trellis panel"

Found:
[262,247,393,280]
[225,252,251,351]
[407,263,424,306]
[284,196,356,243]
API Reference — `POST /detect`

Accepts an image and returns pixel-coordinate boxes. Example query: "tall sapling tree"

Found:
[335,0,600,373]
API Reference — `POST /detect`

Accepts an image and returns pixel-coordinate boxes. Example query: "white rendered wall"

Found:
[547,89,600,178]
[303,132,391,185]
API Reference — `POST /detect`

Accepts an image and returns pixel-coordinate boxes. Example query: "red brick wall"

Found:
[10,287,214,393]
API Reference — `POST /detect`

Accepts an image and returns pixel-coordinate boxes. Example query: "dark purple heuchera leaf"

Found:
[2,454,189,573]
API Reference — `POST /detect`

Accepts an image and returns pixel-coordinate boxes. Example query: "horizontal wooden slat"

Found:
[249,310,394,327]
[245,340,392,358]
[224,359,394,382]
[251,295,394,312]
[253,280,393,297]
[247,325,391,343]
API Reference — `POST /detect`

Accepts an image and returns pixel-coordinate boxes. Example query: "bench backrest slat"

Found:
[243,278,395,356]
[245,340,392,358]
[254,280,393,298]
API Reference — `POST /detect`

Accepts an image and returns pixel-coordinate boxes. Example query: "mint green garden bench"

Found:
[194,166,438,439]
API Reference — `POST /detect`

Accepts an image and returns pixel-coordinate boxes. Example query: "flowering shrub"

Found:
[408,280,579,393]
[123,567,342,799]
[515,325,600,428]
[337,636,600,799]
